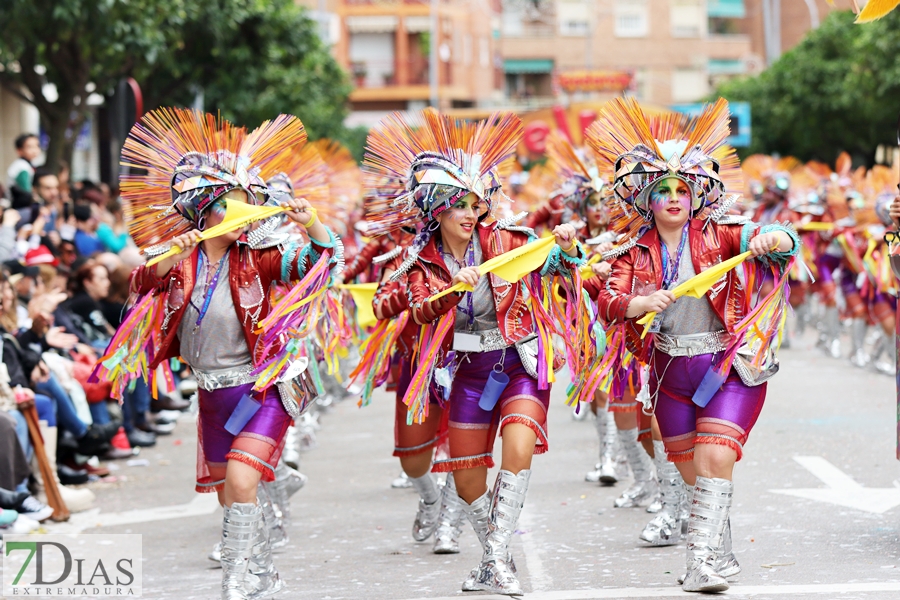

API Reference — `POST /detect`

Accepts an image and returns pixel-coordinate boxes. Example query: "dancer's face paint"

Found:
[649,177,692,230]
[438,192,486,244]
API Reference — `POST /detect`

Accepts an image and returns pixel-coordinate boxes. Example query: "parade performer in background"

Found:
[106,108,341,600]
[588,98,799,593]
[364,108,583,595]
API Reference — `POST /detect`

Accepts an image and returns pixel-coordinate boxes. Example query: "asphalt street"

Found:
[43,327,900,600]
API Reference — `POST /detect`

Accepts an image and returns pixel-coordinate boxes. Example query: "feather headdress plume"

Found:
[362,108,522,280]
[586,98,740,241]
[120,108,309,253]
[363,108,522,236]
[313,139,362,228]
[544,132,608,220]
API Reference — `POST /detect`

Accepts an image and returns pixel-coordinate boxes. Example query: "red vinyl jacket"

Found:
[130,236,335,370]
[407,219,583,354]
[587,218,798,358]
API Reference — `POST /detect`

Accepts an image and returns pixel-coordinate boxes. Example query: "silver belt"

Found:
[457,328,511,353]
[654,331,731,358]
[194,365,256,391]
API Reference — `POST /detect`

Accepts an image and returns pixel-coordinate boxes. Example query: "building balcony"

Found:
[348,59,470,103]
[705,33,752,60]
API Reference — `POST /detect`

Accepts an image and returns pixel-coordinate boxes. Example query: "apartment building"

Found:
[307,0,502,126]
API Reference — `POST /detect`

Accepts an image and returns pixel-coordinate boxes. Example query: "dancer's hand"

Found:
[749,231,784,256]
[592,261,612,280]
[626,290,675,318]
[155,230,201,277]
[553,224,579,256]
[451,266,480,289]
[284,197,314,226]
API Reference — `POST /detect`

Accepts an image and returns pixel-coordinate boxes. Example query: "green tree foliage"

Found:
[715,9,900,165]
[0,0,170,172]
[0,0,353,172]
[138,0,352,144]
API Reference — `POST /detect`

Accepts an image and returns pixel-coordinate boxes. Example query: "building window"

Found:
[671,0,704,38]
[557,0,590,37]
[559,20,590,36]
[671,68,709,102]
[615,0,648,38]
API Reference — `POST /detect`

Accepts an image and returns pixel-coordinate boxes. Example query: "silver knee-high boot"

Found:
[221,502,260,600]
[461,488,517,591]
[409,473,441,541]
[462,489,491,592]
[468,470,530,596]
[849,318,870,367]
[613,428,656,508]
[272,459,306,529]
[434,473,465,554]
[247,502,285,599]
[258,483,288,549]
[639,441,685,546]
[682,477,732,593]
[586,409,619,484]
[281,426,301,470]
[819,306,842,359]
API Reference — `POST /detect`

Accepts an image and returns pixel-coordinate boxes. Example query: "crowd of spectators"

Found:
[0,133,191,535]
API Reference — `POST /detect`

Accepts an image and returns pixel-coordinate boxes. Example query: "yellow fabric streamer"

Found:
[796,222,834,232]
[338,283,378,329]
[636,250,753,338]
[855,0,900,23]
[146,200,292,266]
[429,236,558,301]
[580,254,602,279]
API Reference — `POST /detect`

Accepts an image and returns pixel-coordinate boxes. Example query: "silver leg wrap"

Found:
[639,440,685,546]
[874,332,896,376]
[258,483,288,550]
[410,473,441,542]
[247,501,285,599]
[468,469,530,596]
[613,428,657,508]
[433,473,465,554]
[682,477,732,593]
[220,502,260,600]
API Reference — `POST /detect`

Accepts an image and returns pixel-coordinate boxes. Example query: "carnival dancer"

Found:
[365,231,465,553]
[111,108,341,600]
[587,97,799,593]
[543,134,659,505]
[365,108,583,595]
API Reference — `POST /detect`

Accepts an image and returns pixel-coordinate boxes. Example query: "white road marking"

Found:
[518,505,551,591]
[398,581,900,599]
[770,455,900,514]
[51,493,221,534]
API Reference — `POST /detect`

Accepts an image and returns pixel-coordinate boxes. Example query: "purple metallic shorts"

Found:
[432,348,550,472]
[649,349,766,463]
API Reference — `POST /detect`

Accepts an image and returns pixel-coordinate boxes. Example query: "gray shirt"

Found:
[177,252,252,372]
[658,252,724,336]
[440,235,498,333]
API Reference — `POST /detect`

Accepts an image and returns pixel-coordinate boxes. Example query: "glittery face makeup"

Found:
[438,192,485,244]
[650,177,692,211]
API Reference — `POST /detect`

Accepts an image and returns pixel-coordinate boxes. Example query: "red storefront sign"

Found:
[557,70,633,93]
